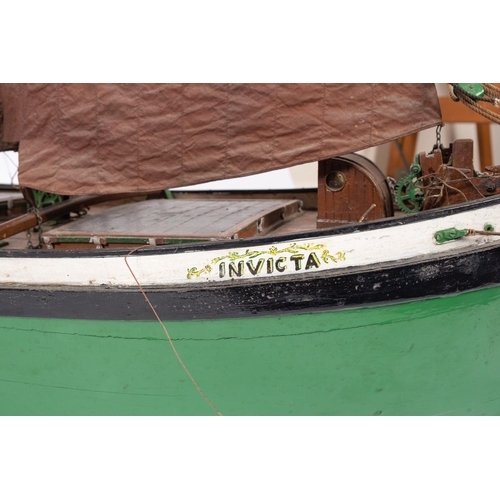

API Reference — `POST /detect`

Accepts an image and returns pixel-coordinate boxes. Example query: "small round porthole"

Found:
[325,171,346,192]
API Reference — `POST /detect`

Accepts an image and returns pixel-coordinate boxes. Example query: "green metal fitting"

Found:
[458,84,485,99]
[33,190,64,208]
[484,223,495,232]
[409,158,422,176]
[434,227,469,244]
[395,158,424,214]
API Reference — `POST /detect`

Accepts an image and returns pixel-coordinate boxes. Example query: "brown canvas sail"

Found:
[0,84,441,196]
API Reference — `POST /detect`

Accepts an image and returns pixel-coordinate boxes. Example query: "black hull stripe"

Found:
[1,243,500,321]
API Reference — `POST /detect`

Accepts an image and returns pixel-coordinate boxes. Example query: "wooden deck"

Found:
[1,198,319,251]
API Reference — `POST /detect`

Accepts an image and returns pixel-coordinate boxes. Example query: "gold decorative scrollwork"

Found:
[186,243,346,279]
[187,265,212,280]
[211,243,335,264]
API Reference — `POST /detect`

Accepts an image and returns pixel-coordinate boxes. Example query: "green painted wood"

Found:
[2,286,500,415]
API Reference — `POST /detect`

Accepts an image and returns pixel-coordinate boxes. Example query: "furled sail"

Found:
[0,84,442,195]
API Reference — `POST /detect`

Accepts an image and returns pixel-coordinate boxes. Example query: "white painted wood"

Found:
[1,203,499,287]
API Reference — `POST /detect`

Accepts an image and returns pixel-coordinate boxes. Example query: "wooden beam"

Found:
[0,193,146,240]
[439,96,497,124]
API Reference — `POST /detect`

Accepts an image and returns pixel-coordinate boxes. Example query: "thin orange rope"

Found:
[124,246,223,416]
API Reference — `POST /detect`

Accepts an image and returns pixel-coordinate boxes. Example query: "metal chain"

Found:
[26,207,43,249]
[435,125,442,149]
[428,125,443,154]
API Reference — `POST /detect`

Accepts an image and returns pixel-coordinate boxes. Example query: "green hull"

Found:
[2,286,500,416]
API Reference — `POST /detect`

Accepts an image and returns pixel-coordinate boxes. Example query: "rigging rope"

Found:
[124,246,223,416]
[447,83,500,124]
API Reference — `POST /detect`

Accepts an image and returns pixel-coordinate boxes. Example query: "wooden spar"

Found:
[0,193,146,240]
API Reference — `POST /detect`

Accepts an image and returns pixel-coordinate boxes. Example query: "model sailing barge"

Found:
[1,83,500,416]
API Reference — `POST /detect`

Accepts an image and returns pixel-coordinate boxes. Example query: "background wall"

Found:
[0,151,18,186]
